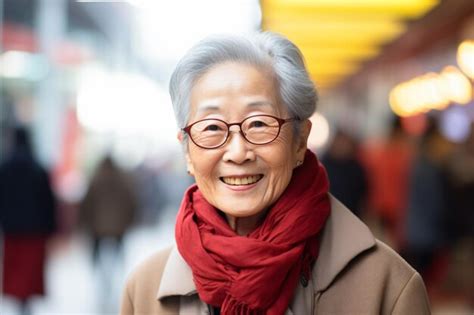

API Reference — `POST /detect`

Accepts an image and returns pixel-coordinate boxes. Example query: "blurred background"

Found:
[0,0,473,314]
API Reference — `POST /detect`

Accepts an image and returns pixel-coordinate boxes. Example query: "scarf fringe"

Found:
[222,295,264,315]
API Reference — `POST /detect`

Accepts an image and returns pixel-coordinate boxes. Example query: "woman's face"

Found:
[181,62,310,221]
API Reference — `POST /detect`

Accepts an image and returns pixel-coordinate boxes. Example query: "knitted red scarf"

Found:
[175,150,330,315]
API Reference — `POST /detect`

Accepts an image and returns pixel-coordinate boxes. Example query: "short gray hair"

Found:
[169,32,318,134]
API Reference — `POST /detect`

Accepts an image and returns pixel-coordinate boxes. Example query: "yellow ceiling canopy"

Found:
[262,0,440,90]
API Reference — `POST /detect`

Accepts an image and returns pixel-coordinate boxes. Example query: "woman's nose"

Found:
[222,128,255,164]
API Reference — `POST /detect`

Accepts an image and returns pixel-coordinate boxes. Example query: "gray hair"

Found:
[169,31,318,136]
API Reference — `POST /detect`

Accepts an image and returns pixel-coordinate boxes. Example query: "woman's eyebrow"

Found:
[196,103,221,114]
[247,101,274,108]
[197,101,273,112]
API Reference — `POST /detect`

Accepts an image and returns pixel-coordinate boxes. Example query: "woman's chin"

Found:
[219,204,269,235]
[218,203,267,220]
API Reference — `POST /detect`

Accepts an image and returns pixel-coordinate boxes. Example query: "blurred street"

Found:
[1,206,176,315]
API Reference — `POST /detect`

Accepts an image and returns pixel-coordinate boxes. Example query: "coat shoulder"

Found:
[370,239,416,275]
[316,239,430,314]
[370,240,430,313]
[120,247,180,315]
[129,247,173,285]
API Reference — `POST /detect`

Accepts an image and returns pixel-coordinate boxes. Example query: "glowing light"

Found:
[76,66,178,148]
[390,66,472,117]
[457,40,474,79]
[0,51,48,80]
[389,86,406,116]
[389,80,430,117]
[131,0,261,62]
[427,74,451,110]
[440,106,472,143]
[308,112,330,149]
[440,66,472,105]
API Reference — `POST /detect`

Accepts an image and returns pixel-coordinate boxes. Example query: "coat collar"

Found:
[156,194,375,299]
[156,244,196,299]
[312,195,375,292]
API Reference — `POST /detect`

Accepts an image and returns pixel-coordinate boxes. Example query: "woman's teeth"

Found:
[221,175,263,186]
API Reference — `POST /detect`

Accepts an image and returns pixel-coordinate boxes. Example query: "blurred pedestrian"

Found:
[443,124,474,300]
[132,159,164,226]
[403,118,449,286]
[79,155,137,265]
[321,129,368,218]
[361,117,414,249]
[0,127,57,315]
[446,123,474,243]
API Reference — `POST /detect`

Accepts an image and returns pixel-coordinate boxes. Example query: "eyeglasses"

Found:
[182,114,298,149]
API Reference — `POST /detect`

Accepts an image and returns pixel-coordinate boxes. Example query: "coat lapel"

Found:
[156,245,196,299]
[313,195,376,292]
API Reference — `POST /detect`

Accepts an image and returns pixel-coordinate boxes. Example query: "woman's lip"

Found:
[220,174,262,178]
[223,180,260,192]
[219,174,264,191]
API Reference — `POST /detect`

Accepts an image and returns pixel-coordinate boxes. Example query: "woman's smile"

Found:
[219,174,264,186]
[219,174,264,192]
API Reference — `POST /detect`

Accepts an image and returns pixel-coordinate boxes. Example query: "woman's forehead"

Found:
[189,62,281,114]
[191,62,278,99]
[194,62,274,89]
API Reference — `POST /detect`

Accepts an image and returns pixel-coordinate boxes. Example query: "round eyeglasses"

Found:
[182,114,298,149]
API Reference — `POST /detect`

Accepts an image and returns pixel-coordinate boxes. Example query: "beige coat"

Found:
[120,196,430,314]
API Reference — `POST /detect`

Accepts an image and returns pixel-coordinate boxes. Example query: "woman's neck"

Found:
[225,211,267,236]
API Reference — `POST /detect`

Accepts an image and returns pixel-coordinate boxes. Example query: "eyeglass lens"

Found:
[189,115,281,148]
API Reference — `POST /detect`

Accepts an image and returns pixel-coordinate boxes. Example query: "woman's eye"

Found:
[204,124,222,131]
[249,120,266,128]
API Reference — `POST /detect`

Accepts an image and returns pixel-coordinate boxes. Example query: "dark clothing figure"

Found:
[0,127,56,311]
[133,162,164,225]
[79,156,137,263]
[405,155,446,274]
[446,126,474,241]
[322,130,367,217]
[322,158,367,218]
[404,119,448,283]
[443,125,474,299]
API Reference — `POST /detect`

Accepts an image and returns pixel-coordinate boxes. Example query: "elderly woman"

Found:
[120,32,430,315]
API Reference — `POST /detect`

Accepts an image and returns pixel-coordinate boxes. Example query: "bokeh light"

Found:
[390,66,472,117]
[440,105,472,142]
[308,112,330,149]
[457,39,474,79]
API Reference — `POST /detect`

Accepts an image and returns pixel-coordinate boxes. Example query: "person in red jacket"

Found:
[0,127,57,315]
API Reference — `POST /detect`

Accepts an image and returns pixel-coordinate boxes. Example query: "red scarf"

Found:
[175,150,330,315]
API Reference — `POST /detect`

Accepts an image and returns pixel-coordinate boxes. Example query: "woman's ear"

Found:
[177,130,184,142]
[178,131,195,176]
[185,153,195,176]
[295,119,312,162]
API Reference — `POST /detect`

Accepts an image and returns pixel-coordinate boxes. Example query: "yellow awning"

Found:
[261,0,440,91]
